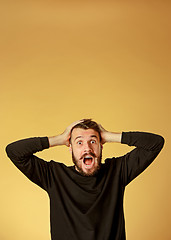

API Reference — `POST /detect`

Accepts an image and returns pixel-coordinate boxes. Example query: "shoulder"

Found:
[104,156,124,171]
[48,160,74,174]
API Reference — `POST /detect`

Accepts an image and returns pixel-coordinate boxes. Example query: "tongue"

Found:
[84,158,92,165]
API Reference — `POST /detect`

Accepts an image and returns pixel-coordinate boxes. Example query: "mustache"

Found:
[80,152,96,160]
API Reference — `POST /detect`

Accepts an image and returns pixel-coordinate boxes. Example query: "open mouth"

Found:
[83,156,95,169]
[83,156,93,165]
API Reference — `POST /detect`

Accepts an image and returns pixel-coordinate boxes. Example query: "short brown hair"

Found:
[70,119,101,142]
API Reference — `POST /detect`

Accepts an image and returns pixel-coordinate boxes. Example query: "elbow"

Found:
[5,143,15,159]
[161,136,165,148]
[158,135,165,151]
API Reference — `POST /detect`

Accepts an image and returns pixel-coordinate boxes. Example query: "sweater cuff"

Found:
[121,132,129,145]
[40,137,50,149]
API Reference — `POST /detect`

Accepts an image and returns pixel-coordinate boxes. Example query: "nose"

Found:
[83,141,92,152]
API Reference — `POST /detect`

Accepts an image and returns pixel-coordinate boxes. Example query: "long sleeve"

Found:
[120,132,165,186]
[6,137,50,191]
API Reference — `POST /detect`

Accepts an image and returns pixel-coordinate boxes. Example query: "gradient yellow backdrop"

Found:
[1,1,170,239]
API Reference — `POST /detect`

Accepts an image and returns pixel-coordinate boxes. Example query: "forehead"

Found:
[71,128,100,141]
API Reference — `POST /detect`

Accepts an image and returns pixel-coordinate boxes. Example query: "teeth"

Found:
[83,156,93,165]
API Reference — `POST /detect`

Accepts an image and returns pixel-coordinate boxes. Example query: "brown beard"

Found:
[72,149,102,177]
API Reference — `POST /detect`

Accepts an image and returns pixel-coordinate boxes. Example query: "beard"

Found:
[72,149,102,177]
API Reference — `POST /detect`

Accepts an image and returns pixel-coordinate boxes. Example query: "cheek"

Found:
[95,146,102,157]
[95,144,102,152]
[72,146,82,158]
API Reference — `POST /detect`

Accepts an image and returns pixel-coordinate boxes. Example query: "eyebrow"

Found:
[90,135,98,139]
[74,135,98,142]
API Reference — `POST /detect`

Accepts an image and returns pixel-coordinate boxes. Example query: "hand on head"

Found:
[61,119,85,147]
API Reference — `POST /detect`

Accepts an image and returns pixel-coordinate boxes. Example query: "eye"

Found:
[77,141,82,145]
[90,140,96,144]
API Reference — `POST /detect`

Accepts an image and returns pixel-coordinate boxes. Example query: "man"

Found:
[6,119,164,240]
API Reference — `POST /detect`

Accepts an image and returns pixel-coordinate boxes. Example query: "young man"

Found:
[6,119,164,240]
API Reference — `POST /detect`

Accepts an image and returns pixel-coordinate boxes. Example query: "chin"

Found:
[72,151,102,177]
[75,165,101,177]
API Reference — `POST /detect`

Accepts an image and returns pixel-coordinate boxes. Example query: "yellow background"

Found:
[1,0,170,239]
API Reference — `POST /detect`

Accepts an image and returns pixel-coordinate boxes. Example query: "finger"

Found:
[69,119,84,129]
[98,124,104,131]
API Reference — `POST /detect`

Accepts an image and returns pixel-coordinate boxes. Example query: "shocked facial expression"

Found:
[70,128,102,176]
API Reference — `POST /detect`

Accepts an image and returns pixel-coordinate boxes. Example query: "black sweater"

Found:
[6,132,164,240]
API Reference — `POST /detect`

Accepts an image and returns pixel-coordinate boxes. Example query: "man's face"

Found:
[70,128,102,176]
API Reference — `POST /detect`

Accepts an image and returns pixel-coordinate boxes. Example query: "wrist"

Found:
[48,134,65,147]
[103,132,122,143]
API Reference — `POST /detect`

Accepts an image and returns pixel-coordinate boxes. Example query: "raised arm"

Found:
[98,123,165,185]
[120,131,164,185]
[98,123,164,153]
[5,120,84,190]
[6,136,50,190]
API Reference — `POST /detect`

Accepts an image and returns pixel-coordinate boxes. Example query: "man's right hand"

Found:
[48,120,84,147]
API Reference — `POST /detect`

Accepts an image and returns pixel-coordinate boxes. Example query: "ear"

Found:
[69,144,72,154]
